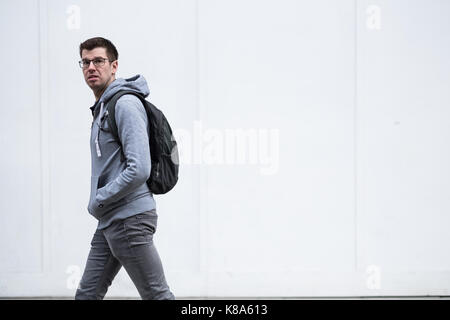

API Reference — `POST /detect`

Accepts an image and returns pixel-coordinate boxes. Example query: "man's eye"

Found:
[93,59,103,64]
[82,60,90,65]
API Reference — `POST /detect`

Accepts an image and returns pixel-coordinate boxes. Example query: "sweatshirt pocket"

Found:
[88,175,106,219]
[96,171,122,204]
[97,172,109,190]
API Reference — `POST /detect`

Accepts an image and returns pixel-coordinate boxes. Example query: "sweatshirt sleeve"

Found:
[95,94,151,205]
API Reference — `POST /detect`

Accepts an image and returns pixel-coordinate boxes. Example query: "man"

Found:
[75,37,175,300]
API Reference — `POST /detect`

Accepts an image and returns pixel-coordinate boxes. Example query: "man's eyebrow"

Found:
[82,56,107,60]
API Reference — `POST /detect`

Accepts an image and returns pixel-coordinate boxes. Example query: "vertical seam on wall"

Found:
[195,0,209,298]
[38,0,51,274]
[354,0,359,272]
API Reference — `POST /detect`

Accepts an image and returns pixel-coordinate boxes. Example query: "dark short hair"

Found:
[79,37,118,62]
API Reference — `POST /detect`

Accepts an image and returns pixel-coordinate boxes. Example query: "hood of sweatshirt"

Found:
[89,74,150,118]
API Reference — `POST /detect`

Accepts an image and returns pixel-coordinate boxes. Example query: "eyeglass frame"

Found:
[78,57,116,69]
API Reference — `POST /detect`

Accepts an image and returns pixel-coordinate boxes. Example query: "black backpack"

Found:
[105,90,179,194]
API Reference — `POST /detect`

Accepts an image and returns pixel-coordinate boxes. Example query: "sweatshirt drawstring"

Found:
[95,102,104,157]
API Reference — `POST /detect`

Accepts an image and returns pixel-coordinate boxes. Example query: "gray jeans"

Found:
[75,211,175,300]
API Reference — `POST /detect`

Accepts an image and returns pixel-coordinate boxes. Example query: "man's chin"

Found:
[87,81,102,90]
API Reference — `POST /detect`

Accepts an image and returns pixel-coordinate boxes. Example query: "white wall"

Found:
[1,0,449,298]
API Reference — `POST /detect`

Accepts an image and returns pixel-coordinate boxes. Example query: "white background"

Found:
[1,0,450,298]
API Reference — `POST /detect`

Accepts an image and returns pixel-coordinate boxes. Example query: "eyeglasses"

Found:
[78,57,112,69]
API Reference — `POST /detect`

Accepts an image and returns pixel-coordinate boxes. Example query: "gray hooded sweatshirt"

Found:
[88,74,155,230]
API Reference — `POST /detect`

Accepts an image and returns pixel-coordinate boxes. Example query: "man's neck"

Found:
[94,87,106,102]
[94,77,116,101]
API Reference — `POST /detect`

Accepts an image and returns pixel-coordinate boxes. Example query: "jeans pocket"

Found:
[123,215,151,247]
[138,216,157,236]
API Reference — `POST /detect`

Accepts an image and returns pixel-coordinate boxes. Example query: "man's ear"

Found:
[112,60,118,75]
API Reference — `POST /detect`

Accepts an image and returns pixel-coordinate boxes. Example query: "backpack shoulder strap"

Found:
[105,90,146,141]
[105,90,146,162]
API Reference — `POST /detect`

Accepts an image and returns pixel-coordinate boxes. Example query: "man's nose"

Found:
[87,61,96,70]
